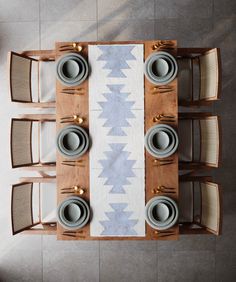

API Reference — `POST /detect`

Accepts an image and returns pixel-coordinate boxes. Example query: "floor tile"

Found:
[40,21,97,49]
[43,236,99,282]
[100,241,157,282]
[155,18,213,47]
[155,0,213,19]
[214,0,236,18]
[0,235,42,282]
[40,0,97,21]
[98,20,155,41]
[157,250,215,282]
[98,0,155,21]
[0,0,39,22]
[158,234,216,252]
[215,251,236,282]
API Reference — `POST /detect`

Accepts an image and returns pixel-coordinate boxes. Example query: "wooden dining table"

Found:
[55,40,178,240]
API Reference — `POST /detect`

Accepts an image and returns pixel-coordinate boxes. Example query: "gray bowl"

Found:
[146,54,175,83]
[57,196,90,230]
[145,196,179,230]
[57,125,89,159]
[144,51,178,85]
[56,53,89,87]
[148,127,176,155]
[148,199,176,227]
[60,57,86,83]
[145,124,179,158]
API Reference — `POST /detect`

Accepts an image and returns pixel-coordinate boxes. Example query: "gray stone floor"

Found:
[0,0,235,281]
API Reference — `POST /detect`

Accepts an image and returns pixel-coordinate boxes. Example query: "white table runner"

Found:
[89,44,145,236]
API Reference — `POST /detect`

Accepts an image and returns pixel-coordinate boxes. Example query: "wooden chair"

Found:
[8,50,56,108]
[178,113,220,170]
[177,48,221,107]
[11,176,57,235]
[179,176,222,235]
[11,114,56,170]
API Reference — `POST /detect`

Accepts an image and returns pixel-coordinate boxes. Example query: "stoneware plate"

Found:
[145,196,179,230]
[145,124,179,158]
[57,196,90,230]
[57,125,89,159]
[56,53,89,87]
[144,51,178,85]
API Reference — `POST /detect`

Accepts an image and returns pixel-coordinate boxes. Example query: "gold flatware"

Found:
[61,162,85,167]
[61,159,83,162]
[63,230,83,234]
[61,185,85,194]
[157,233,175,237]
[61,115,84,122]
[61,92,84,96]
[151,90,174,95]
[153,86,173,90]
[63,233,76,237]
[157,185,175,190]
[154,230,175,235]
[153,114,175,122]
[153,161,173,166]
[153,159,173,163]
[60,42,77,48]
[59,43,83,52]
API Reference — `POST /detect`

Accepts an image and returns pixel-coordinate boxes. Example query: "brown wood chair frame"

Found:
[11,114,56,171]
[8,50,56,108]
[11,176,57,235]
[179,175,222,235]
[179,113,221,171]
[177,48,222,107]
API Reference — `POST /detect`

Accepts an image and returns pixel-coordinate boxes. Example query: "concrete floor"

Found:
[0,0,236,281]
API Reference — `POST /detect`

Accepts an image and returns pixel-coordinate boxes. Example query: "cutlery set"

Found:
[60,114,84,124]
[60,185,85,195]
[152,41,175,51]
[153,158,174,166]
[151,85,174,95]
[61,160,85,167]
[62,230,85,238]
[151,185,176,195]
[154,229,176,237]
[60,88,85,95]
[59,42,83,53]
[153,113,176,123]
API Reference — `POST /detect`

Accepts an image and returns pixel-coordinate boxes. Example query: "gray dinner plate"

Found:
[56,53,89,87]
[146,54,175,83]
[57,196,90,230]
[59,57,86,83]
[147,199,176,227]
[145,196,179,230]
[58,127,86,155]
[144,51,178,85]
[145,124,179,158]
[147,126,176,156]
[57,125,89,159]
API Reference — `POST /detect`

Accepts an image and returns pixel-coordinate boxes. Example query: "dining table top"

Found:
[55,40,179,240]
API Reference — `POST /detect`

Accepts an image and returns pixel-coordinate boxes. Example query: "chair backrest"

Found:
[200,116,220,167]
[11,183,36,235]
[200,182,221,235]
[9,52,36,103]
[200,48,221,101]
[11,118,38,168]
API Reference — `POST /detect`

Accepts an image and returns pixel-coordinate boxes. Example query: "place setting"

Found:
[57,196,91,232]
[145,124,179,159]
[56,124,90,160]
[56,52,89,87]
[145,196,179,232]
[144,50,178,89]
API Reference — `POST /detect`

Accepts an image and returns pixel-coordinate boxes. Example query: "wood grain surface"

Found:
[55,40,179,240]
